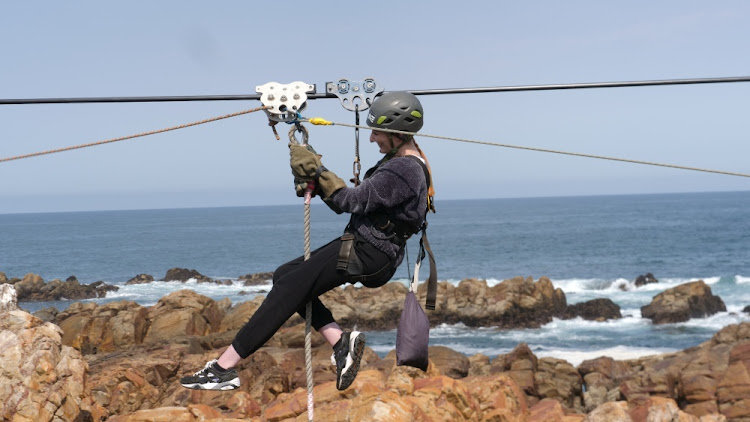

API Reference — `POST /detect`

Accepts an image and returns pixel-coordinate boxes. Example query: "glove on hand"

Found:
[289,143,322,179]
[293,176,317,198]
[289,143,346,200]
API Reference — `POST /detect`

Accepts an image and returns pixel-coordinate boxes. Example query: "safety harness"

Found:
[337,155,438,310]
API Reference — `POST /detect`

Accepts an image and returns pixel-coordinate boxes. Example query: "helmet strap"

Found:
[385,134,410,160]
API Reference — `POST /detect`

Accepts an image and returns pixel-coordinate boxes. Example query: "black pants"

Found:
[231,236,397,358]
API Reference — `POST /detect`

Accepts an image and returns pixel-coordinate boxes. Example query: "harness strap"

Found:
[420,227,438,310]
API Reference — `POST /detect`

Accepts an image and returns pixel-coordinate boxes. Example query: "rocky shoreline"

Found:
[1,273,749,421]
[2,269,733,328]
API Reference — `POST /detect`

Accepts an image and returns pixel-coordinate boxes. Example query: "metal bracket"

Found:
[326,77,383,112]
[256,81,316,122]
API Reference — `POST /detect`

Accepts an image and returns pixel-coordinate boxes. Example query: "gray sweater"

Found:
[329,156,428,263]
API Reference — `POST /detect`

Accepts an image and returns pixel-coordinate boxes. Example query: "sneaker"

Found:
[332,331,366,390]
[180,359,240,390]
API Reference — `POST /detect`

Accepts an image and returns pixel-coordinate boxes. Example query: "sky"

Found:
[1,1,749,214]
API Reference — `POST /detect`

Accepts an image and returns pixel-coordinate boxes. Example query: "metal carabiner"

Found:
[288,123,310,145]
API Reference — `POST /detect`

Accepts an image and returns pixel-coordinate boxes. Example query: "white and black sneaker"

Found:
[332,331,366,390]
[180,359,240,390]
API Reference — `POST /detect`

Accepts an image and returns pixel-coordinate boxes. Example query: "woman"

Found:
[181,91,434,392]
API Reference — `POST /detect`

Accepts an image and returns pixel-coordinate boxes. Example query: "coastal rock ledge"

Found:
[1,273,118,301]
[641,280,726,324]
[3,287,746,421]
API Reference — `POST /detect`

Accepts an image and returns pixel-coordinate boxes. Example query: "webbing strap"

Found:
[419,229,438,310]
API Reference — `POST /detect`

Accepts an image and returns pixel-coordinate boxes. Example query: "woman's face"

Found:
[370,130,396,154]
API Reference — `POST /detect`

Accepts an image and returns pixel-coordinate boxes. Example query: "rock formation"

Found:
[0,310,91,421]
[239,271,274,286]
[641,280,726,324]
[4,279,746,421]
[2,273,118,301]
[125,273,155,285]
[563,298,622,321]
[163,267,215,283]
[635,272,659,287]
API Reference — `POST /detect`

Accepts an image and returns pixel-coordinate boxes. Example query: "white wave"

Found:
[542,315,649,330]
[112,280,268,305]
[736,275,750,284]
[551,275,727,297]
[550,278,603,293]
[536,345,680,367]
[667,311,750,330]
[485,278,504,287]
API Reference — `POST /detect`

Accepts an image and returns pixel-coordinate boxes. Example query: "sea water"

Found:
[2,191,749,366]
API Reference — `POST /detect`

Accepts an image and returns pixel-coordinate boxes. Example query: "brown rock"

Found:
[465,373,529,421]
[468,353,491,377]
[491,343,539,403]
[12,273,118,302]
[578,356,631,411]
[239,271,273,286]
[13,273,45,299]
[0,310,90,421]
[635,272,659,288]
[219,296,265,332]
[125,273,154,285]
[433,276,568,329]
[163,268,214,283]
[716,343,750,420]
[321,282,408,330]
[528,398,567,422]
[428,345,470,379]
[320,276,568,331]
[145,290,225,343]
[585,401,630,422]
[563,298,622,321]
[32,306,58,322]
[641,280,726,324]
[535,357,584,412]
[56,300,147,354]
[413,375,481,420]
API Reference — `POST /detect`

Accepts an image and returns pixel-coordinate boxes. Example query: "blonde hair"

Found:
[413,139,436,213]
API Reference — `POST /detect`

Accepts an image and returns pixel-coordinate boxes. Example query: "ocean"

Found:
[2,191,749,366]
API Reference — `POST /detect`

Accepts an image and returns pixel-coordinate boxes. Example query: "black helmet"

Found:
[366,91,424,134]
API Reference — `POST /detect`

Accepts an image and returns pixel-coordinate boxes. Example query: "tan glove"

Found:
[289,143,346,199]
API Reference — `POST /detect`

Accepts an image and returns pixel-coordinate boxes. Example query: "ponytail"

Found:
[414,139,436,213]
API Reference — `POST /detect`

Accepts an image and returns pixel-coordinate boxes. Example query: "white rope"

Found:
[299,131,315,421]
[303,201,314,421]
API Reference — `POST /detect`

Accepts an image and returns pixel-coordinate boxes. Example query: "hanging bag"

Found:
[396,242,431,371]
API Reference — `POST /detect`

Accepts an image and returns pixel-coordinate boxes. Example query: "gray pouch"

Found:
[396,265,430,371]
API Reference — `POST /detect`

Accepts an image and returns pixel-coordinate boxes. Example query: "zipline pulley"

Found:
[325,77,383,186]
[256,81,315,122]
[326,77,383,111]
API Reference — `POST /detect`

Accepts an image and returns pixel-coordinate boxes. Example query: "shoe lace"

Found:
[194,359,217,376]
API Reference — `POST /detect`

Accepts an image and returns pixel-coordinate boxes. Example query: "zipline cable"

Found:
[0,106,270,163]
[306,119,750,179]
[2,76,749,105]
